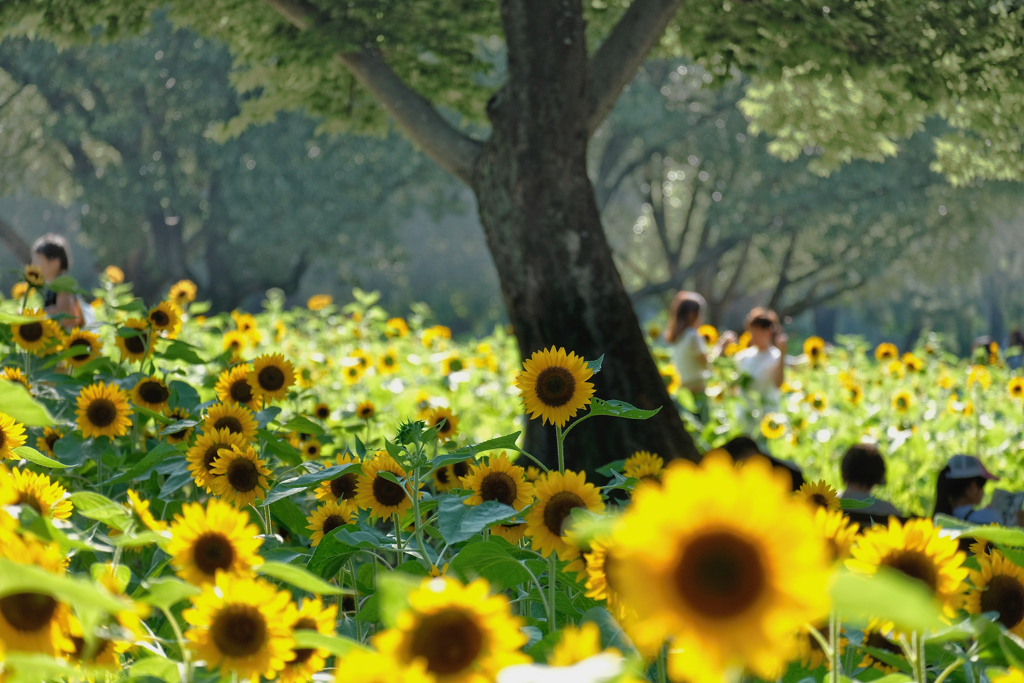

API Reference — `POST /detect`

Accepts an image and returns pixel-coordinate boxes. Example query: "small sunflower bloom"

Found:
[514,347,595,428]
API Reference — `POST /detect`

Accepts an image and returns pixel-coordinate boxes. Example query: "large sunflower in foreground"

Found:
[215,364,258,410]
[148,301,182,338]
[202,402,258,442]
[208,444,272,508]
[315,454,361,504]
[623,450,663,485]
[585,537,627,619]
[167,500,262,585]
[11,309,55,354]
[306,500,355,546]
[247,353,296,403]
[795,479,841,512]
[966,551,1024,636]
[183,573,295,682]
[0,412,26,460]
[115,318,154,363]
[186,428,249,491]
[462,452,534,511]
[76,381,133,439]
[278,598,338,683]
[610,453,830,683]
[11,468,73,521]
[525,470,604,558]
[0,536,73,656]
[514,347,595,427]
[131,375,171,412]
[374,577,529,683]
[335,649,433,683]
[846,517,967,626]
[62,328,102,368]
[354,453,418,520]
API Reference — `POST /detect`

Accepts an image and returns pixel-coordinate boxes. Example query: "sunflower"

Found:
[66,613,127,670]
[372,347,401,376]
[610,452,830,683]
[11,468,73,521]
[168,279,197,306]
[1010,378,1024,401]
[306,500,355,546]
[313,403,331,420]
[186,428,249,491]
[514,347,595,428]
[421,325,451,348]
[163,407,195,444]
[432,464,459,493]
[131,375,171,412]
[584,537,628,619]
[968,365,992,390]
[806,391,828,411]
[965,551,1024,635]
[385,317,410,338]
[11,309,55,354]
[184,573,295,682]
[35,426,64,457]
[214,364,258,410]
[1,366,31,391]
[524,466,541,483]
[902,352,924,372]
[623,450,663,485]
[816,507,859,563]
[209,444,272,508]
[891,389,914,413]
[76,381,133,439]
[115,318,154,362]
[938,373,955,390]
[247,353,295,403]
[168,500,262,585]
[795,623,844,671]
[549,621,612,667]
[147,301,182,338]
[659,365,681,394]
[62,328,102,368]
[11,280,28,298]
[335,649,433,683]
[803,336,826,365]
[104,265,125,283]
[341,362,364,385]
[462,452,534,511]
[875,343,898,361]
[846,383,864,405]
[525,470,604,558]
[279,598,338,683]
[301,439,322,460]
[857,628,904,673]
[490,523,527,544]
[355,453,420,520]
[307,294,333,311]
[0,412,27,460]
[697,324,718,345]
[222,330,249,358]
[374,577,529,683]
[796,480,841,512]
[846,517,967,625]
[442,353,467,376]
[356,401,376,419]
[315,454,361,504]
[995,670,1024,683]
[427,407,460,443]
[0,537,73,656]
[760,413,786,440]
[202,403,258,442]
[126,489,169,532]
[23,264,45,287]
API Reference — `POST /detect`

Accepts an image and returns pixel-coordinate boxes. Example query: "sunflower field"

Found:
[5,269,1024,683]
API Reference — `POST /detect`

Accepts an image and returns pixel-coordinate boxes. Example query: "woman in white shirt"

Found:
[664,292,733,396]
[733,307,788,407]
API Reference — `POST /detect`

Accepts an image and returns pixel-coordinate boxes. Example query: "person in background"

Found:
[839,443,900,517]
[32,233,83,330]
[734,307,787,407]
[664,291,735,398]
[933,454,1024,525]
[1008,329,1024,370]
[718,435,805,492]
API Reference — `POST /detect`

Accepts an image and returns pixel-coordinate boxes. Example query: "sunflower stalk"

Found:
[547,553,558,634]
[828,611,841,683]
[555,424,566,474]
[409,465,431,569]
[160,606,191,683]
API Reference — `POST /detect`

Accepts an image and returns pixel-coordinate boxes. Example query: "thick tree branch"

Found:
[263,0,481,184]
[629,235,747,300]
[587,0,685,135]
[0,216,30,264]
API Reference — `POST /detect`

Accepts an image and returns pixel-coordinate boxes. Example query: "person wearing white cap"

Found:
[932,454,1004,524]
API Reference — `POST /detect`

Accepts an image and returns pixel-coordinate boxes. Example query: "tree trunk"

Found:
[0,216,31,264]
[472,0,699,472]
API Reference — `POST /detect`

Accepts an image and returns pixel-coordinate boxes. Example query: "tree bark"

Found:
[0,216,31,264]
[472,0,698,471]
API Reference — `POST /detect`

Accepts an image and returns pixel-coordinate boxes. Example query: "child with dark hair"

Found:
[31,233,83,329]
[734,307,787,407]
[664,291,734,395]
[839,443,900,516]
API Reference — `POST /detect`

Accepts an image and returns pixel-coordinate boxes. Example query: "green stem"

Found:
[547,553,558,634]
[828,611,841,683]
[512,447,549,473]
[555,424,565,474]
[656,644,668,683]
[408,466,431,568]
[933,659,963,683]
[160,606,191,683]
[393,513,404,566]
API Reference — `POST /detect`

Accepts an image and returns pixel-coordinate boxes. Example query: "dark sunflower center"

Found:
[865,631,902,655]
[19,322,43,343]
[87,398,117,428]
[435,417,451,435]
[542,491,586,537]
[981,575,1024,629]
[229,380,253,404]
[330,474,358,501]
[203,443,229,470]
[435,467,451,485]
[17,491,44,514]
[449,359,464,373]
[811,494,829,508]
[534,366,576,407]
[258,366,285,391]
[0,592,58,632]
[898,398,907,408]
[193,532,235,575]
[409,608,484,676]
[359,407,373,418]
[480,472,518,506]
[673,531,766,619]
[227,457,260,493]
[306,444,318,456]
[882,550,938,591]
[151,311,170,327]
[139,380,170,405]
[322,514,346,537]
[316,407,329,418]
[372,473,407,507]
[214,416,243,434]
[290,617,318,665]
[69,341,92,361]
[0,430,4,449]
[211,605,267,657]
[72,635,111,662]
[385,356,395,366]
[125,332,146,354]
[451,461,470,479]
[229,339,241,350]
[45,432,60,450]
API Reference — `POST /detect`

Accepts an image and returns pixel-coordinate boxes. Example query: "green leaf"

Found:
[91,563,131,594]
[840,497,876,510]
[280,415,325,436]
[586,355,604,374]
[278,463,362,490]
[270,497,311,541]
[0,380,54,426]
[69,492,132,530]
[448,539,533,591]
[258,560,344,595]
[292,630,367,656]
[139,577,201,611]
[934,514,1024,546]
[595,459,625,477]
[830,567,944,632]
[46,275,82,293]
[677,387,698,413]
[106,443,181,484]
[158,339,206,364]
[377,571,422,628]
[259,429,302,466]
[12,445,67,468]
[864,674,913,683]
[0,311,38,324]
[128,655,180,683]
[4,652,113,683]
[132,405,174,425]
[437,495,517,545]
[587,398,661,420]
[433,432,522,468]
[378,470,403,487]
[0,557,129,614]
[307,526,391,578]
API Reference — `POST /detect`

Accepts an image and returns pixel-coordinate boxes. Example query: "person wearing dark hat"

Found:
[933,454,1007,524]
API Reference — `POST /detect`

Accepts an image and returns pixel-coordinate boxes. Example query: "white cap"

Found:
[946,454,998,481]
